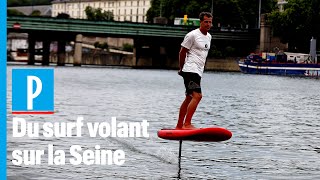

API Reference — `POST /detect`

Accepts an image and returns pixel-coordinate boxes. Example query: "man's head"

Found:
[199,12,213,33]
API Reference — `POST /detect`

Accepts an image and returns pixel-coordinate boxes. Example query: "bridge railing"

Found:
[7,16,259,40]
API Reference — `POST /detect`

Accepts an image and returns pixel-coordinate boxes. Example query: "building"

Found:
[52,0,151,23]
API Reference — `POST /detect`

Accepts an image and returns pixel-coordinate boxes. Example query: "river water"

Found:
[7,64,320,179]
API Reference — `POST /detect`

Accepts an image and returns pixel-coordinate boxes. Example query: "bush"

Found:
[57,13,70,19]
[122,43,133,52]
[225,46,236,57]
[94,42,108,51]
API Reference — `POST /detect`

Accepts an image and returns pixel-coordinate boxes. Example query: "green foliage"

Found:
[225,46,236,57]
[94,42,109,50]
[100,42,109,50]
[268,0,320,52]
[56,13,70,19]
[94,42,100,48]
[7,9,25,16]
[208,45,237,58]
[85,6,114,21]
[147,0,276,28]
[122,43,133,52]
[8,0,51,7]
[209,49,223,58]
[209,45,223,58]
[30,10,41,16]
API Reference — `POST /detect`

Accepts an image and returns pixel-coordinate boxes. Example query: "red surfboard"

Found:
[158,127,232,142]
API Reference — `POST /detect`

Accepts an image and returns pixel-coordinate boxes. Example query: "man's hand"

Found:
[178,70,183,76]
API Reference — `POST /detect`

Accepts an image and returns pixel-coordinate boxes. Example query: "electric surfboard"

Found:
[158,127,232,142]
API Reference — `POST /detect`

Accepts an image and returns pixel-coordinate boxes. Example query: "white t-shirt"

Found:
[181,28,212,77]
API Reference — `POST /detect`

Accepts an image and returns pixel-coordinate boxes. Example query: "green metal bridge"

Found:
[7,16,259,41]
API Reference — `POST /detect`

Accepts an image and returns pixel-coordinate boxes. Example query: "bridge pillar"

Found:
[57,40,66,66]
[27,33,35,65]
[42,40,50,65]
[151,43,163,68]
[73,34,83,66]
[133,39,141,66]
[259,14,271,52]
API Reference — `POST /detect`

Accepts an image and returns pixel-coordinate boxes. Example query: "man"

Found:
[176,12,213,129]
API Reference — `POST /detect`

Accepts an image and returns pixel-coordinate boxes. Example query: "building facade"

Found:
[52,0,151,23]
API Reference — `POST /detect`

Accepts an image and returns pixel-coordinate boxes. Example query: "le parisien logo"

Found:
[12,69,54,114]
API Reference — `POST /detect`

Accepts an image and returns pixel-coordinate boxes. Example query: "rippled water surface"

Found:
[7,64,320,179]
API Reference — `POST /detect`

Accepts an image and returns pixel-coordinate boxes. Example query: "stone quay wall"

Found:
[49,52,240,72]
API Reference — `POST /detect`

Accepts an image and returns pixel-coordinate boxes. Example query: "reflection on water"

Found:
[7,65,320,179]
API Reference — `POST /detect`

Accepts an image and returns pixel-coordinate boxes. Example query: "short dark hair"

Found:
[199,12,212,21]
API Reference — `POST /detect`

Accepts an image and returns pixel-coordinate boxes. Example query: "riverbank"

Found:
[8,51,241,72]
[205,58,240,72]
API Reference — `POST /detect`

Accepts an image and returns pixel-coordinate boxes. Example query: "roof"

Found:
[8,5,52,16]
[52,0,149,3]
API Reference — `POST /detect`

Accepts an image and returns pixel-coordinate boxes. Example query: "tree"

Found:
[85,6,114,21]
[94,42,109,51]
[30,10,41,16]
[56,13,70,19]
[268,0,320,52]
[146,0,276,28]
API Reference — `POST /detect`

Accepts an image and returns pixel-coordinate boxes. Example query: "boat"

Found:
[238,52,320,77]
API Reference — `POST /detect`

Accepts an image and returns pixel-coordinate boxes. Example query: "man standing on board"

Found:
[176,12,213,129]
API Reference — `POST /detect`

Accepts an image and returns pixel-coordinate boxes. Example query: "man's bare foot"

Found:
[182,124,197,129]
[175,124,183,129]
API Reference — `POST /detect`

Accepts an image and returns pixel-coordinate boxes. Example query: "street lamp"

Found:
[258,0,261,29]
[79,0,81,19]
[211,0,213,15]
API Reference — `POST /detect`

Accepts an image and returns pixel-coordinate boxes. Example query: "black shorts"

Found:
[181,72,202,95]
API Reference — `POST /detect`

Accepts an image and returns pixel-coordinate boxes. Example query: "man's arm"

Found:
[179,47,189,73]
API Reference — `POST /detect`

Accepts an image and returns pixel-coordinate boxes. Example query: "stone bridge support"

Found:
[260,14,271,52]
[42,39,50,65]
[27,33,35,65]
[57,40,66,66]
[73,34,83,66]
[133,38,141,66]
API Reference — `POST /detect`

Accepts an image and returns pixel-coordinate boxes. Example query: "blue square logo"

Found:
[12,69,54,114]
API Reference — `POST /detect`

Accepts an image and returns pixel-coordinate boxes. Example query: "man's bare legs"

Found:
[176,92,202,129]
[176,95,192,129]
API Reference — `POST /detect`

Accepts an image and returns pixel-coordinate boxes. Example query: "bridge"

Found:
[7,16,259,67]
